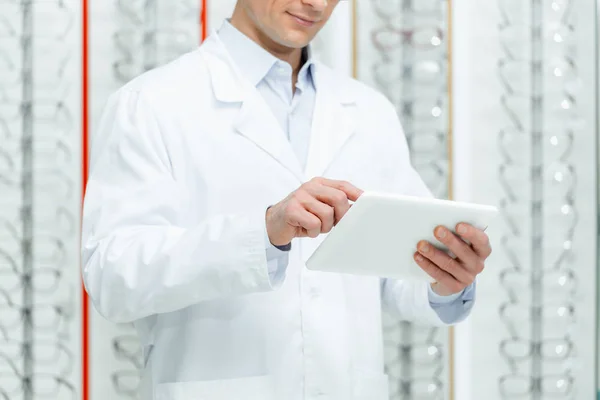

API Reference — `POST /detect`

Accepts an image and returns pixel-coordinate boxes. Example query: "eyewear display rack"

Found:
[366,0,452,399]
[0,1,78,399]
[497,0,580,398]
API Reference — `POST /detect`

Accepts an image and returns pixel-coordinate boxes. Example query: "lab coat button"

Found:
[309,287,320,297]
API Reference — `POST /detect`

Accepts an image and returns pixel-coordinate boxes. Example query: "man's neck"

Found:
[230,6,304,79]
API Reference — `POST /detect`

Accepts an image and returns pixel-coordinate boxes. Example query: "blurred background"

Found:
[0,0,597,399]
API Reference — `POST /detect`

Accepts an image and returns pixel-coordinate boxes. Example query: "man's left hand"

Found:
[413,223,492,297]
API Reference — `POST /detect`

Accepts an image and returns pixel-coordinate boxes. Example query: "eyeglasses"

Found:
[406,130,447,157]
[370,0,446,19]
[112,370,141,398]
[499,374,573,397]
[498,162,576,203]
[497,0,573,32]
[0,168,75,205]
[0,0,74,40]
[499,303,576,336]
[112,335,144,369]
[373,59,446,89]
[383,317,442,343]
[498,0,573,26]
[498,57,581,96]
[398,98,445,124]
[500,309,577,344]
[0,138,73,174]
[0,42,72,95]
[0,144,75,197]
[108,324,143,397]
[382,321,446,359]
[0,219,71,266]
[0,167,74,201]
[413,161,448,196]
[372,26,445,52]
[0,201,76,236]
[500,337,574,362]
[498,128,574,165]
[0,99,74,140]
[0,298,73,337]
[388,377,444,398]
[500,93,581,132]
[0,2,74,98]
[0,372,76,400]
[497,167,578,242]
[112,29,196,82]
[500,232,577,272]
[113,29,194,54]
[115,0,145,26]
[115,0,200,27]
[499,24,574,65]
[0,219,68,260]
[384,341,443,367]
[0,266,66,297]
[500,268,577,297]
[1,338,74,376]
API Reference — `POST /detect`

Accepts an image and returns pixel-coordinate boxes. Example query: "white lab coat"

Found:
[82,31,455,400]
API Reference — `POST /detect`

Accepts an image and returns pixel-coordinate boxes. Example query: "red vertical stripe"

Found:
[81,3,206,399]
[201,0,208,41]
[81,0,90,399]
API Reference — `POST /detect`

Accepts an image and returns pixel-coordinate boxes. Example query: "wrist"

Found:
[265,205,291,247]
[430,282,461,297]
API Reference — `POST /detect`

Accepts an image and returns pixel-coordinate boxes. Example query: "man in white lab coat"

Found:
[82,0,492,399]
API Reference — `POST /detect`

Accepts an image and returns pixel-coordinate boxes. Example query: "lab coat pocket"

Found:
[155,375,276,400]
[352,371,390,400]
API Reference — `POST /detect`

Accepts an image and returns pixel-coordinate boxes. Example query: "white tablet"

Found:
[305,191,499,282]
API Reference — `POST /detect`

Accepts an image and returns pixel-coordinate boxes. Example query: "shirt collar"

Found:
[218,19,316,90]
[297,46,315,92]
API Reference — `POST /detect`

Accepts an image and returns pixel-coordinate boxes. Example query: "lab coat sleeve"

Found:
[381,279,475,326]
[377,98,476,326]
[82,89,277,324]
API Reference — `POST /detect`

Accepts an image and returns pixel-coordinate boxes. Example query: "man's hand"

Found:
[414,223,492,297]
[266,178,363,247]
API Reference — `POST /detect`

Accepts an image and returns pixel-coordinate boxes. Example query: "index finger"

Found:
[319,179,363,202]
[456,223,492,258]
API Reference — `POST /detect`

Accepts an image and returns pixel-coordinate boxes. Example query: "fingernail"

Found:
[436,227,447,239]
[415,254,424,262]
[457,224,468,235]
[420,244,430,253]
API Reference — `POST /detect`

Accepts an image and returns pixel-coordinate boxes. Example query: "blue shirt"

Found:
[218,20,474,322]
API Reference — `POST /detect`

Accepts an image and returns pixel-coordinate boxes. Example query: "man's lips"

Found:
[287,12,319,27]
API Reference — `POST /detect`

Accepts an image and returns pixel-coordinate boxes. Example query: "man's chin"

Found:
[278,32,314,49]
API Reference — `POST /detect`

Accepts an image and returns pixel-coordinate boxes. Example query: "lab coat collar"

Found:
[202,30,356,105]
[201,30,357,182]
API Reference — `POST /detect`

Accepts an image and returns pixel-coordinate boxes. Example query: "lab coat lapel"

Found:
[305,62,357,179]
[203,33,304,183]
[233,92,305,183]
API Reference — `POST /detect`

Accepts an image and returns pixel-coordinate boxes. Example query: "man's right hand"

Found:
[266,178,363,247]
